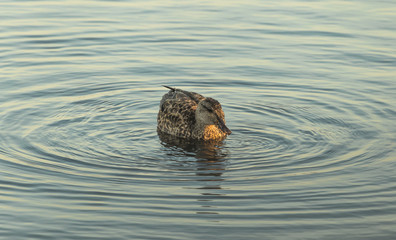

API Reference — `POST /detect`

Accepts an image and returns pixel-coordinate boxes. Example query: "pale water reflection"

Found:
[1,0,396,239]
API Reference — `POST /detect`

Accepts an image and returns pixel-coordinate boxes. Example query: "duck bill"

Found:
[217,117,232,135]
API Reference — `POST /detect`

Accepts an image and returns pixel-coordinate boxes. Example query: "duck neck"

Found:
[192,121,206,139]
[193,122,225,140]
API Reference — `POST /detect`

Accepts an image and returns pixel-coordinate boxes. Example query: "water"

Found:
[1,0,396,239]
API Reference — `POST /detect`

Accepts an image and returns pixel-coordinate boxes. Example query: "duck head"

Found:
[196,98,232,136]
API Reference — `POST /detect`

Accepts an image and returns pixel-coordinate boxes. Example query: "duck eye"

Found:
[203,105,213,112]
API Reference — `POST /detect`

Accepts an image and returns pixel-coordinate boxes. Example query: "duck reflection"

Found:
[158,131,228,162]
[158,131,229,215]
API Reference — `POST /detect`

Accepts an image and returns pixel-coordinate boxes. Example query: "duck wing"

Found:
[161,86,205,105]
[157,97,197,138]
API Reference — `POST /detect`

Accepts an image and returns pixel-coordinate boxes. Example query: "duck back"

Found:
[158,86,204,138]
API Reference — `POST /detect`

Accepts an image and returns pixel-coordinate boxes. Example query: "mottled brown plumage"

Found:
[157,86,231,140]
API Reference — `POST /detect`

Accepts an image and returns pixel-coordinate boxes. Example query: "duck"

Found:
[157,86,231,140]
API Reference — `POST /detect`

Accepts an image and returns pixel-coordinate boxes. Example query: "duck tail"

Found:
[162,85,176,91]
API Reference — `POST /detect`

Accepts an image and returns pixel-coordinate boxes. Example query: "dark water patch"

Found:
[264,30,354,38]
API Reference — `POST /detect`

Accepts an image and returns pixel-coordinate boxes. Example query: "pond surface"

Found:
[1,0,396,239]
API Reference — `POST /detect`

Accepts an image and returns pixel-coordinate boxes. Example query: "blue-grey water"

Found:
[1,1,396,239]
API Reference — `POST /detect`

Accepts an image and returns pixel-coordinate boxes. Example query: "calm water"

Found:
[1,0,396,239]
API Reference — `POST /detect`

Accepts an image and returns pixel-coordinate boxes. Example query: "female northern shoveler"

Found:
[157,86,231,140]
